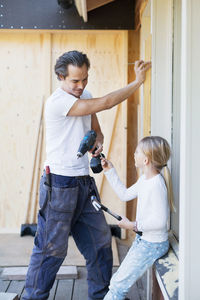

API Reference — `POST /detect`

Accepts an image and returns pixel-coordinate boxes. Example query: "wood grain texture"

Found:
[0,30,129,230]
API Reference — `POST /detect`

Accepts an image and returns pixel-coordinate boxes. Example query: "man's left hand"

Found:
[90,141,103,156]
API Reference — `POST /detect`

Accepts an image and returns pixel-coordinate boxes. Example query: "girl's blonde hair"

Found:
[139,136,175,212]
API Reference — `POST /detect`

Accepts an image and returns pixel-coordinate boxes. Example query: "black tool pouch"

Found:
[39,181,51,213]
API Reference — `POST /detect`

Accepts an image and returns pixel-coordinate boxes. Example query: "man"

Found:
[23,50,151,300]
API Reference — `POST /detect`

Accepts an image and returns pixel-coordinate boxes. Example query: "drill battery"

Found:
[77,130,105,173]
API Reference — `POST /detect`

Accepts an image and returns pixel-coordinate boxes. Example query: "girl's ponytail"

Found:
[162,166,176,212]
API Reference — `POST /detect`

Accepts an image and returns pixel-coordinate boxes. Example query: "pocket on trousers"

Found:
[50,185,79,212]
[39,179,48,210]
[34,210,46,249]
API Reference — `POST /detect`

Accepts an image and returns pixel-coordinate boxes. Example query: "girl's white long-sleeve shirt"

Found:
[105,168,169,242]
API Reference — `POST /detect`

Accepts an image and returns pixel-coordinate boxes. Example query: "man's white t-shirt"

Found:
[44,87,92,176]
[105,168,169,243]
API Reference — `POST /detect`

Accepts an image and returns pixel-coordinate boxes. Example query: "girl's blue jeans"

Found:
[104,235,169,300]
[23,173,113,300]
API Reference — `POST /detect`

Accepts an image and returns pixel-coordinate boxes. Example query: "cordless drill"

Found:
[77,130,105,173]
[77,130,97,158]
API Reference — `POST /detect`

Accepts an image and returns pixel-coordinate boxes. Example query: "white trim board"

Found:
[151,0,173,143]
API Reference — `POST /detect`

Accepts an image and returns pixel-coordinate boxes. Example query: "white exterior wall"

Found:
[179,0,200,299]
[151,0,200,298]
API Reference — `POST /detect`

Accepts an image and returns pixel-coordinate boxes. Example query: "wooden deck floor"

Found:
[0,238,147,300]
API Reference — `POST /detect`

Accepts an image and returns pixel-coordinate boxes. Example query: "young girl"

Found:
[101,136,175,300]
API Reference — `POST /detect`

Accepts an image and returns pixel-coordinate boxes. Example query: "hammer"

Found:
[91,195,143,236]
[91,195,122,221]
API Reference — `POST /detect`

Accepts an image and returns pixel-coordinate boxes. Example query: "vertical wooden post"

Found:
[143,35,151,137]
[127,30,140,240]
[34,33,52,221]
[35,32,52,217]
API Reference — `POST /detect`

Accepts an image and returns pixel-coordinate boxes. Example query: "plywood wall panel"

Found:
[0,30,129,231]
[0,32,44,229]
[100,103,127,224]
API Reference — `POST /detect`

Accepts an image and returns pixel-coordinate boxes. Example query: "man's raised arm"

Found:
[68,60,151,117]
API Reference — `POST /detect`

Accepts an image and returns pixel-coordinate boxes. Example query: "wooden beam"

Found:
[87,0,115,12]
[75,0,115,22]
[143,35,151,137]
[74,0,88,22]
[134,0,149,30]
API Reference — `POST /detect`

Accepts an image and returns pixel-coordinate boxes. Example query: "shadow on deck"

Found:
[0,238,147,300]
